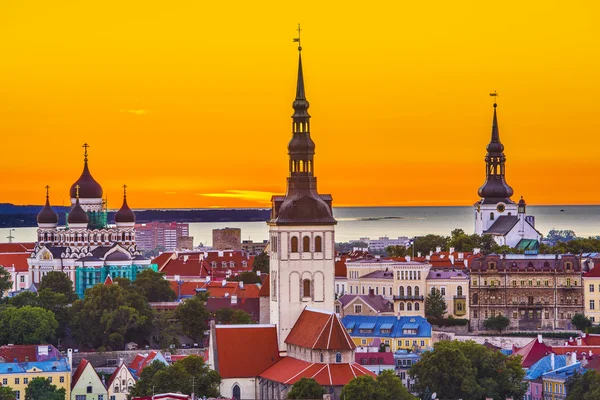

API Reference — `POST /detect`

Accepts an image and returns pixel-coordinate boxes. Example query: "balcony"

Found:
[393,295,425,301]
[453,295,466,300]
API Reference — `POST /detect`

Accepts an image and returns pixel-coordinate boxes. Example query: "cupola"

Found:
[37,186,59,228]
[115,185,136,228]
[67,186,89,229]
[70,143,103,200]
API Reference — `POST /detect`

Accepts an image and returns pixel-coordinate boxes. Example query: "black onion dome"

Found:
[67,198,89,225]
[115,195,136,223]
[105,251,131,262]
[70,161,103,199]
[37,196,59,225]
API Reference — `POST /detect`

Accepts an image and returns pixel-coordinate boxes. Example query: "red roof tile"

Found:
[513,338,553,368]
[0,253,30,272]
[335,260,347,278]
[259,274,270,297]
[153,252,176,271]
[259,357,375,386]
[0,243,34,253]
[584,267,600,278]
[214,325,281,378]
[71,359,89,389]
[104,275,113,286]
[285,309,355,351]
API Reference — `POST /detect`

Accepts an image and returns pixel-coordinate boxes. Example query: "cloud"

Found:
[199,190,275,203]
[120,109,151,115]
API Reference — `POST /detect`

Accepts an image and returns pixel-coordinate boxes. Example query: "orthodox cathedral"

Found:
[28,146,156,298]
[474,102,542,249]
[208,39,374,400]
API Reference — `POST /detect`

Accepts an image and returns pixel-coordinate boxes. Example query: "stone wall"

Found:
[212,228,242,250]
[72,348,206,369]
[430,324,469,335]
[432,331,569,348]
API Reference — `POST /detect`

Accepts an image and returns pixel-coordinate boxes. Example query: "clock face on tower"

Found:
[496,203,506,213]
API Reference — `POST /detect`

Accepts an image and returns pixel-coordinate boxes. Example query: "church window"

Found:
[232,384,241,400]
[336,353,342,363]
[399,302,405,311]
[303,279,311,298]
[291,237,299,253]
[314,236,322,252]
[407,303,412,311]
[303,236,310,252]
[414,302,420,311]
[490,212,495,220]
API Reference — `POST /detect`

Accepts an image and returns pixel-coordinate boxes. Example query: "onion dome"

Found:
[115,185,136,227]
[518,196,527,214]
[37,186,59,227]
[68,195,89,228]
[70,143,103,199]
[105,251,131,262]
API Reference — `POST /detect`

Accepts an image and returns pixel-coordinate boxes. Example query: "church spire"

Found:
[477,97,514,204]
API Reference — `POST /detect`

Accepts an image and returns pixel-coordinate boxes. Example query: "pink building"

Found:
[135,222,189,251]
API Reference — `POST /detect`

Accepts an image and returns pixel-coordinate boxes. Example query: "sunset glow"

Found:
[0,1,598,208]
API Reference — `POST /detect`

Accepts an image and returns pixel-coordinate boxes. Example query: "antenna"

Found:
[7,229,15,244]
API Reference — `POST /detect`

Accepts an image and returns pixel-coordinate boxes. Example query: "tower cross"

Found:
[45,185,50,198]
[489,90,499,105]
[75,184,80,198]
[294,23,302,51]
[123,184,127,196]
[82,143,89,160]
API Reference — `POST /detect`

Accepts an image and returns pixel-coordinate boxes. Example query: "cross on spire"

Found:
[82,143,89,161]
[489,90,499,107]
[75,184,80,198]
[293,23,302,52]
[45,185,50,198]
[123,184,127,197]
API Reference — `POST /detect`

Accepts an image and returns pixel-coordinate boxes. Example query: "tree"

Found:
[39,271,77,302]
[175,295,210,342]
[572,313,593,331]
[425,288,447,319]
[7,291,39,307]
[25,377,66,400]
[153,309,182,349]
[287,378,326,399]
[483,315,510,334]
[230,271,262,284]
[252,252,270,274]
[410,340,526,400]
[341,375,381,400]
[0,306,58,344]
[413,235,448,256]
[567,370,600,400]
[386,245,409,257]
[0,266,12,295]
[129,356,220,398]
[133,269,177,302]
[0,386,15,400]
[214,308,254,324]
[376,370,416,400]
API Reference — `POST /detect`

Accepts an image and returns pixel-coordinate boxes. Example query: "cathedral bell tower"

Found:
[269,29,337,351]
[475,99,517,234]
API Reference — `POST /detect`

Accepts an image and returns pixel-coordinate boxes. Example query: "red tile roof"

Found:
[0,243,34,253]
[513,337,553,368]
[169,281,206,297]
[584,356,600,371]
[584,267,600,278]
[0,253,30,272]
[206,297,260,322]
[285,309,355,351]
[259,274,270,297]
[0,345,37,362]
[259,357,375,386]
[71,358,89,389]
[551,346,598,359]
[335,260,347,278]
[564,334,600,346]
[214,325,281,378]
[104,275,113,286]
[153,252,176,271]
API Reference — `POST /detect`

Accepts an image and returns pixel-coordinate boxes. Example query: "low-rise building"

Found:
[583,266,600,323]
[541,358,582,400]
[354,349,395,375]
[335,292,394,317]
[425,268,469,319]
[394,349,422,392]
[71,359,107,400]
[342,315,432,352]
[106,361,137,400]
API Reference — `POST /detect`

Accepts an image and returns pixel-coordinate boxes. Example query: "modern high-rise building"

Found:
[135,222,191,251]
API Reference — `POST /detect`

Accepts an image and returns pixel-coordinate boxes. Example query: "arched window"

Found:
[336,352,342,363]
[291,236,299,253]
[457,286,463,296]
[232,384,241,400]
[315,236,322,252]
[399,302,405,311]
[490,212,495,220]
[303,236,311,252]
[407,286,412,296]
[414,286,420,296]
[415,302,420,311]
[303,279,311,298]
[399,286,404,296]
[407,303,412,311]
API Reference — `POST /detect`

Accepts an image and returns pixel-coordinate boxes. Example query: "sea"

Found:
[1,206,599,246]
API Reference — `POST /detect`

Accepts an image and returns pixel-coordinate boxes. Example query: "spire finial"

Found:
[123,184,127,198]
[82,143,89,162]
[75,185,80,199]
[489,90,499,107]
[45,185,50,199]
[293,23,302,52]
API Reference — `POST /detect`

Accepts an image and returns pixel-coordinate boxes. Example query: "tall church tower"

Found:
[269,36,337,351]
[474,101,517,234]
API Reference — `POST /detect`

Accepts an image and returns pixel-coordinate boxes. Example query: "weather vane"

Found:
[489,90,499,106]
[293,23,302,51]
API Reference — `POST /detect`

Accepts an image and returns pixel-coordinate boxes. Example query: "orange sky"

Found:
[0,1,598,209]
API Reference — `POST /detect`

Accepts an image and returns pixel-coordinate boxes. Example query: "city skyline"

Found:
[1,1,598,208]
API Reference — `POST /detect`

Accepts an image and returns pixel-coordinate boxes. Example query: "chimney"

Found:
[449,255,455,265]
[577,338,582,346]
[550,352,555,370]
[473,248,481,255]
[118,357,124,366]
[583,333,587,338]
[369,288,375,297]
[222,280,227,287]
[429,250,433,256]
[436,246,441,253]
[67,349,73,371]
[406,256,411,262]
[417,252,422,257]
[239,281,244,289]
[426,255,430,261]
[537,334,543,344]
[590,350,593,357]
[183,255,189,263]
[231,295,237,305]
[449,247,455,254]
[572,351,577,365]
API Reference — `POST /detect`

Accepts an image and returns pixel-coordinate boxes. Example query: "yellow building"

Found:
[425,269,470,318]
[583,267,600,323]
[342,315,432,352]
[0,345,71,399]
[391,262,432,317]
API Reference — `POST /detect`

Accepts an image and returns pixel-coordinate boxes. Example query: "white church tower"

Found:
[268,37,337,351]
